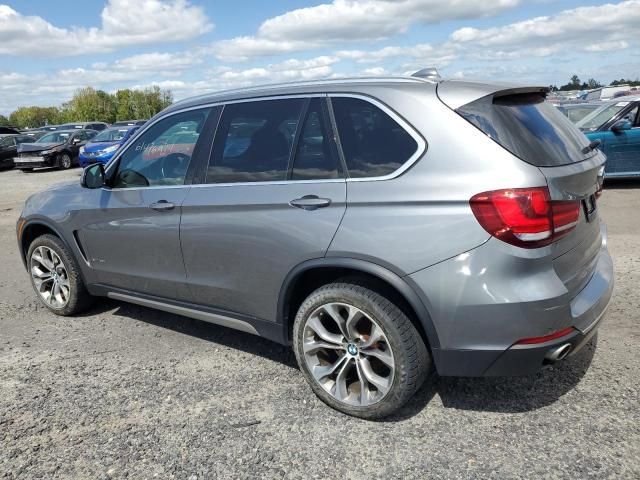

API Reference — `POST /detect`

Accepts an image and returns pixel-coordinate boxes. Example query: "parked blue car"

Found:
[576,97,640,178]
[78,126,139,167]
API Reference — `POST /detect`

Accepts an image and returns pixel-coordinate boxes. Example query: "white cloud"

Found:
[449,0,639,58]
[0,0,212,56]
[213,0,519,60]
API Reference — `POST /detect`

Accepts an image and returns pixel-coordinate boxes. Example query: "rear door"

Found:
[180,96,347,322]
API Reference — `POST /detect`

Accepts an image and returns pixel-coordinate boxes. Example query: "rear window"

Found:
[457,93,592,167]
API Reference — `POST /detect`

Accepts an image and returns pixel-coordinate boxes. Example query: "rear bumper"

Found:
[482,305,605,376]
[411,223,614,377]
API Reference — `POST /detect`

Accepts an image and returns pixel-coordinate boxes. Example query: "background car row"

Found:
[0,120,146,171]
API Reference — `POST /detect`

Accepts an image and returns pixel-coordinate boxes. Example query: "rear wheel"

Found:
[293,281,431,419]
[20,168,34,172]
[59,153,72,169]
[27,234,93,315]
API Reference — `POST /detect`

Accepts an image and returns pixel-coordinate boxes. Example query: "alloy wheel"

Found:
[30,246,70,309]
[302,302,395,406]
[60,154,72,169]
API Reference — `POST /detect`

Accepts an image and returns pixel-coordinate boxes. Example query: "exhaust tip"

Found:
[545,343,572,363]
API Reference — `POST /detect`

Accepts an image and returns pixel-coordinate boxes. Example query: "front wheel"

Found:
[293,281,431,419]
[58,153,72,169]
[27,234,94,315]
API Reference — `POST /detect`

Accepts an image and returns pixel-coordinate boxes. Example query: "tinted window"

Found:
[93,128,130,142]
[113,108,210,188]
[292,99,341,180]
[39,132,71,143]
[576,102,630,132]
[207,99,304,183]
[458,93,592,167]
[0,137,15,147]
[332,97,418,178]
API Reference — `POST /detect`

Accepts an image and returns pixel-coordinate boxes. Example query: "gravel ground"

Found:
[0,167,638,479]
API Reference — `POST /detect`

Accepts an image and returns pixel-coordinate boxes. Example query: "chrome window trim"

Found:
[106,91,427,186]
[328,93,427,183]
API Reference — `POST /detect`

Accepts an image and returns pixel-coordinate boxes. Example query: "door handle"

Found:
[289,195,331,211]
[149,200,175,211]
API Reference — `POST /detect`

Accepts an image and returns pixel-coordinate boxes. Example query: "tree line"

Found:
[550,75,640,92]
[0,86,173,129]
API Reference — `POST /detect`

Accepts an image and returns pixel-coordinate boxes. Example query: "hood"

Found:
[84,140,121,152]
[22,180,82,217]
[18,142,64,153]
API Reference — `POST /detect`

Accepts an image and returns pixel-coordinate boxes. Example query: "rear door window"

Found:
[458,93,593,167]
[207,98,304,183]
[291,98,342,180]
[331,97,418,178]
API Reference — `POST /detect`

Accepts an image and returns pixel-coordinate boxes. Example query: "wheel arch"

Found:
[18,219,71,269]
[278,258,441,353]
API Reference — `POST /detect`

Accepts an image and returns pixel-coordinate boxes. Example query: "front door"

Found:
[180,97,347,321]
[76,107,214,300]
[603,104,640,175]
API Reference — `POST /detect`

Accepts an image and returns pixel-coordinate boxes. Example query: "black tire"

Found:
[20,168,34,172]
[58,153,72,169]
[293,281,431,419]
[27,234,94,315]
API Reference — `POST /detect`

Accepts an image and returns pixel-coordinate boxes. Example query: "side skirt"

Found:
[92,285,286,344]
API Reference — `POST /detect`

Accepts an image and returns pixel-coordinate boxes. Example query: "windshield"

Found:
[38,132,71,143]
[457,92,592,167]
[576,102,629,131]
[93,128,130,142]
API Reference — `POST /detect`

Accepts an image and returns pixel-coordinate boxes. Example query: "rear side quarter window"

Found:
[331,97,419,178]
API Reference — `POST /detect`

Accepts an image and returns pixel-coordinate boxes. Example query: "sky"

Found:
[0,0,639,115]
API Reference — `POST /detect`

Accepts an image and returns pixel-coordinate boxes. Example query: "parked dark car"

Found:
[112,119,148,127]
[0,134,37,168]
[59,122,109,131]
[576,97,640,178]
[15,129,97,171]
[0,126,21,135]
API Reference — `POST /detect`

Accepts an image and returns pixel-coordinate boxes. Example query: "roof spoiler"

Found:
[437,81,549,110]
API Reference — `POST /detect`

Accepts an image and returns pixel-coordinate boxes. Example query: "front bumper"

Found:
[14,155,55,169]
[79,152,113,167]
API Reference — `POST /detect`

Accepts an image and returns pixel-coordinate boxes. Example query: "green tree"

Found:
[0,114,10,126]
[8,106,61,129]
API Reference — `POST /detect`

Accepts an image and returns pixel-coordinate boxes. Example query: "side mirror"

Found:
[73,138,83,145]
[81,163,106,189]
[611,120,632,132]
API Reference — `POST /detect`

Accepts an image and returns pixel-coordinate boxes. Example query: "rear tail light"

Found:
[470,187,580,248]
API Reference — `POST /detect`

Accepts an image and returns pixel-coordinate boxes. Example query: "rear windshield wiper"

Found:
[582,139,601,154]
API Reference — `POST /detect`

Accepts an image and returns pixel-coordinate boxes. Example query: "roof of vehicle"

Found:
[166,76,438,113]
[60,122,107,127]
[163,75,550,118]
[40,129,88,136]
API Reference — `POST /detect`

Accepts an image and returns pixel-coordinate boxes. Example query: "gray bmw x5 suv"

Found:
[17,74,613,419]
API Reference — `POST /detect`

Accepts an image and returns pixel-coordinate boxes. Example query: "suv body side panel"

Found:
[327,86,547,275]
